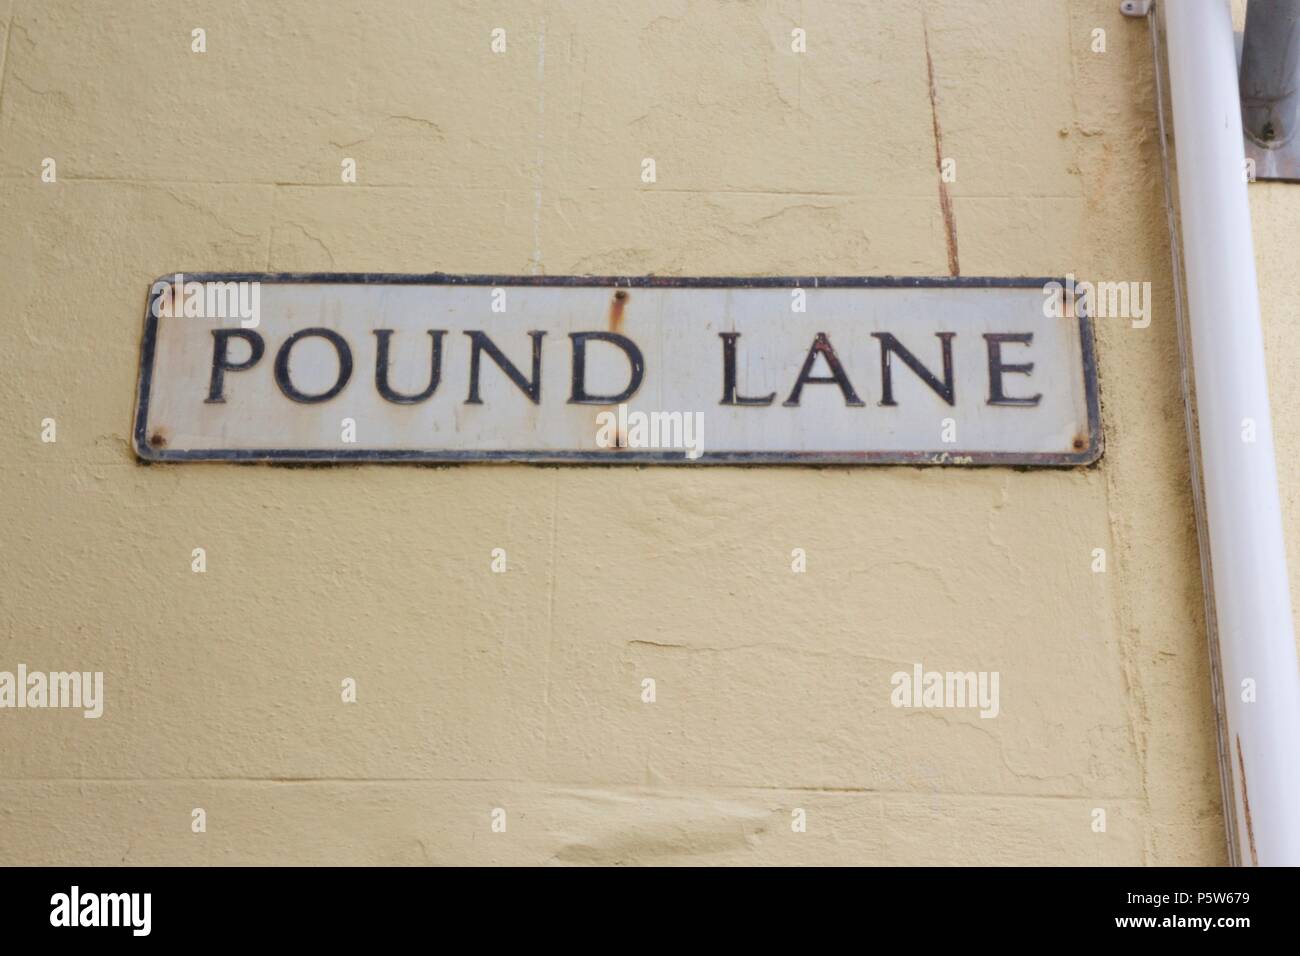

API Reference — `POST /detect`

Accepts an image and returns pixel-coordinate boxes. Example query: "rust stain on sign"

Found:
[609,289,628,333]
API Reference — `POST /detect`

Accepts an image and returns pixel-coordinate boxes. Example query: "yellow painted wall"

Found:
[0,0,1252,864]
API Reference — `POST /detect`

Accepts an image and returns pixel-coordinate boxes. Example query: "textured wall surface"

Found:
[0,0,1236,864]
[1255,184,1300,746]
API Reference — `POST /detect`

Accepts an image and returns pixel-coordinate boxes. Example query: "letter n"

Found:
[464,331,545,404]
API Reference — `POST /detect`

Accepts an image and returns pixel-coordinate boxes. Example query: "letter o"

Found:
[274,328,353,403]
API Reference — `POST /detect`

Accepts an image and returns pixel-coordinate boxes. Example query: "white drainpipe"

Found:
[1163,0,1300,865]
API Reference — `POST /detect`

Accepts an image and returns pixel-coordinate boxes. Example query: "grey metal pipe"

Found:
[1241,0,1300,146]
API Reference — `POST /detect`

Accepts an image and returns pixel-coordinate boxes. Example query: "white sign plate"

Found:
[133,275,1101,466]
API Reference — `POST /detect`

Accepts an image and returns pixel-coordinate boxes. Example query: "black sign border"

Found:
[133,274,1102,467]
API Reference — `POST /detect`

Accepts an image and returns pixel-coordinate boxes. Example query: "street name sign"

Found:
[132,274,1101,466]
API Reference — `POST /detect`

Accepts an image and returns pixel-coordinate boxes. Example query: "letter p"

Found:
[206,329,265,403]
